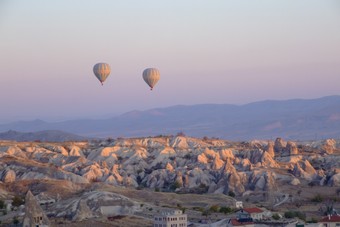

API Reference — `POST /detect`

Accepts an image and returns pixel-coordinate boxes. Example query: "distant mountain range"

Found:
[0,95,339,141]
[0,130,90,142]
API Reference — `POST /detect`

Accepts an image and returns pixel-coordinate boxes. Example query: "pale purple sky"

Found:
[0,1,339,122]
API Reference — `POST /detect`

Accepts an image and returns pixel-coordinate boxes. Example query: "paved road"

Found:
[273,194,289,208]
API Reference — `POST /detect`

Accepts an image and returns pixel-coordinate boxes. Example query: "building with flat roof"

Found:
[154,209,187,227]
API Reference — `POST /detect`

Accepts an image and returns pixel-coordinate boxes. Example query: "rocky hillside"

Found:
[1,136,340,197]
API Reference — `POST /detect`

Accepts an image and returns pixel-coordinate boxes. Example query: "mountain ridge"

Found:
[0,95,339,140]
[0,130,90,142]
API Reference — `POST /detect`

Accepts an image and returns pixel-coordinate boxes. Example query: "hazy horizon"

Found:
[1,1,339,123]
[0,94,338,124]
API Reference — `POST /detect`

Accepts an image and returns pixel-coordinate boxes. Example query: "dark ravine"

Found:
[0,95,339,140]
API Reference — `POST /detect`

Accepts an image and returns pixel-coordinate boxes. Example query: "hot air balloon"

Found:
[93,63,111,85]
[143,68,160,90]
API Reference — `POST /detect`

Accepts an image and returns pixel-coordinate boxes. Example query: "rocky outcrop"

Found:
[266,142,275,158]
[23,190,50,227]
[0,137,339,196]
[274,138,286,155]
[322,139,337,154]
[1,169,16,183]
[286,141,299,155]
[292,160,317,180]
[328,173,340,186]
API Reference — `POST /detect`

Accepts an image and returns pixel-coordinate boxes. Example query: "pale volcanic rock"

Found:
[187,168,213,188]
[165,162,174,172]
[261,151,279,168]
[212,154,224,170]
[322,139,337,154]
[68,145,84,157]
[255,176,266,190]
[290,177,301,186]
[248,170,277,191]
[287,141,299,155]
[87,147,119,160]
[72,199,93,221]
[82,164,104,181]
[170,136,189,149]
[108,165,123,184]
[57,146,69,156]
[216,161,246,194]
[145,169,171,188]
[292,160,317,180]
[278,155,303,164]
[1,136,340,198]
[328,172,340,186]
[274,138,286,154]
[105,175,119,185]
[23,191,50,227]
[1,169,16,183]
[266,141,275,158]
[239,158,252,171]
[53,170,89,184]
[203,148,217,159]
[28,147,55,162]
[247,149,264,164]
[123,174,138,187]
[0,146,26,158]
[174,171,184,187]
[264,171,277,191]
[226,171,246,194]
[221,159,237,174]
[123,147,149,169]
[219,149,235,160]
[150,147,176,167]
[197,153,208,164]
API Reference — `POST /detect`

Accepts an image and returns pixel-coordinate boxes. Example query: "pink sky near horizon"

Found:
[0,0,339,122]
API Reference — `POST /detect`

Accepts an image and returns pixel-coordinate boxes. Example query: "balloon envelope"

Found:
[143,68,160,90]
[93,63,111,85]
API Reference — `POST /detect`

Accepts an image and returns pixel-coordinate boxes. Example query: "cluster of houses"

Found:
[2,192,340,227]
[150,201,340,227]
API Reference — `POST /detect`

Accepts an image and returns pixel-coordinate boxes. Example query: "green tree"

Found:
[209,205,220,213]
[170,181,181,190]
[181,207,186,214]
[219,206,232,214]
[0,199,4,209]
[311,194,323,203]
[272,213,280,220]
[12,196,24,207]
[228,191,236,197]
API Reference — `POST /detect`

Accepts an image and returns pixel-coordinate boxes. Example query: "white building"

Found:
[235,201,243,209]
[154,209,187,227]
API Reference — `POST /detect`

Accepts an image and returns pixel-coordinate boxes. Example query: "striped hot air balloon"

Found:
[142,68,160,90]
[93,63,111,85]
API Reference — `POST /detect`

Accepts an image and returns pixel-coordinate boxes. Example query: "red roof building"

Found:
[237,207,264,221]
[228,218,255,227]
[319,215,340,226]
